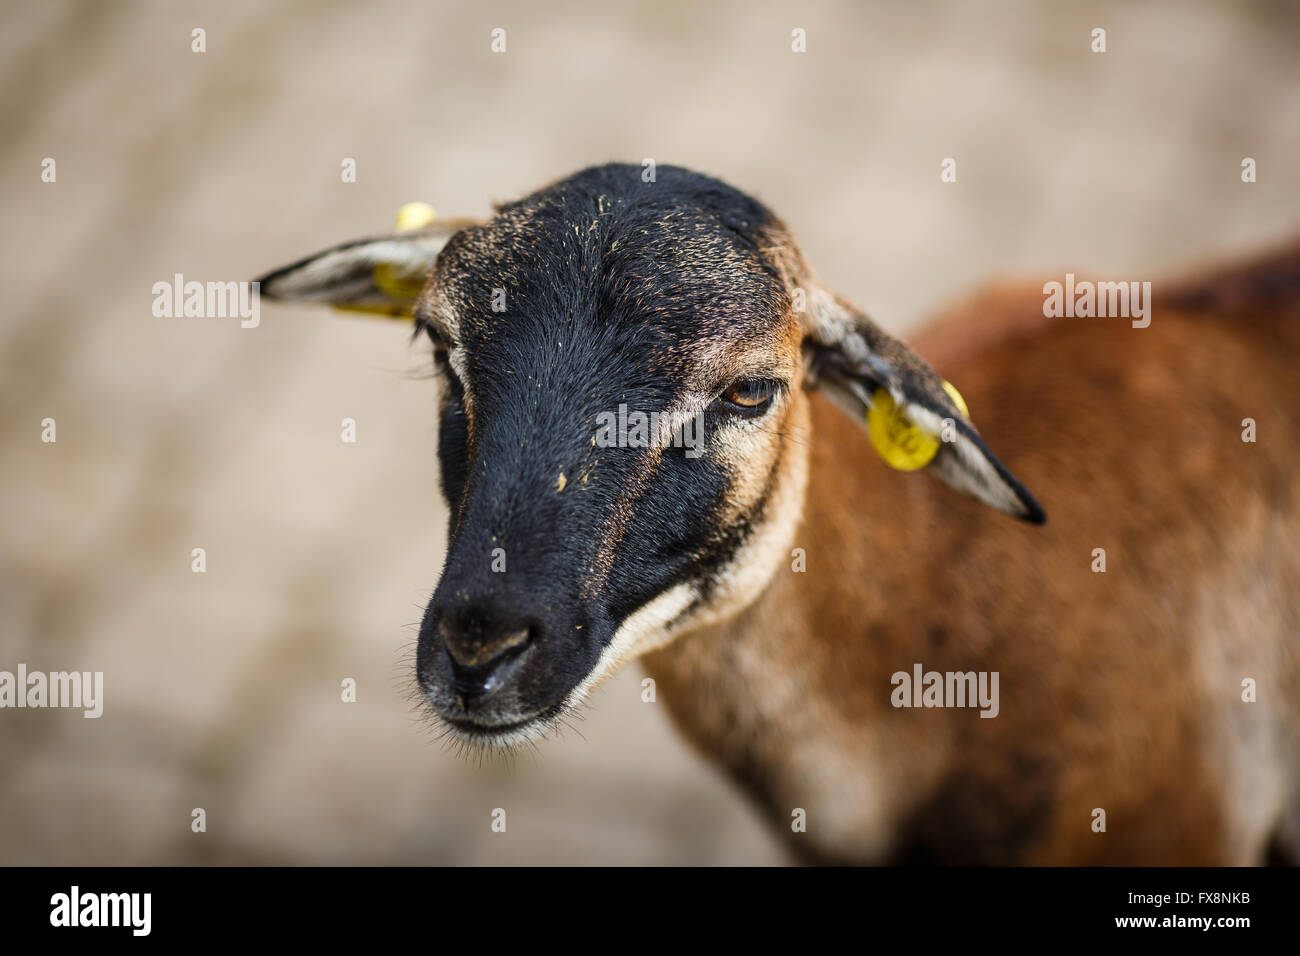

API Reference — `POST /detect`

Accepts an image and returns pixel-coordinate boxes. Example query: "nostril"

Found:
[441,626,535,702]
[440,624,533,670]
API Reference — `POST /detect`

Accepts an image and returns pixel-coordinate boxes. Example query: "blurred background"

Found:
[1,0,1296,864]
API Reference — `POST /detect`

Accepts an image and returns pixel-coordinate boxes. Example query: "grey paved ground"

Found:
[1,0,1296,864]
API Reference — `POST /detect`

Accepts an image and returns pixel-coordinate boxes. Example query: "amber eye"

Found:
[720,379,777,412]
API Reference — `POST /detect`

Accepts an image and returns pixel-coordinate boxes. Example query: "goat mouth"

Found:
[436,702,567,749]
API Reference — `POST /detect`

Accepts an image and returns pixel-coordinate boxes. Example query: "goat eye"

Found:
[721,379,777,412]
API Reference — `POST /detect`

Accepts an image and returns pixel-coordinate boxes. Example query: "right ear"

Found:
[801,282,1046,524]
[255,213,478,319]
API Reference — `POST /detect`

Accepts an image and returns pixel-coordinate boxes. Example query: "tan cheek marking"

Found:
[564,581,699,706]
[665,315,808,635]
[592,388,812,696]
[710,339,804,527]
[710,394,809,599]
[581,328,804,615]
[612,392,809,673]
[713,417,783,524]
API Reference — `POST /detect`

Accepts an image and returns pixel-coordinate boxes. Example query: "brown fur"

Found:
[645,240,1300,864]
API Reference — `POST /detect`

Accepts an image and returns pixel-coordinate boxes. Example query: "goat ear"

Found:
[255,210,476,319]
[803,286,1045,524]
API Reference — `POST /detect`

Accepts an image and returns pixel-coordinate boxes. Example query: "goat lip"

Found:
[438,702,564,741]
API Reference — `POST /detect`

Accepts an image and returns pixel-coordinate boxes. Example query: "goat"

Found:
[257,163,1300,864]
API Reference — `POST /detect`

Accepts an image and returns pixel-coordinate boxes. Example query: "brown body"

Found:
[646,243,1300,864]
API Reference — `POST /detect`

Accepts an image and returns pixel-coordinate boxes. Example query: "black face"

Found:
[412,164,795,744]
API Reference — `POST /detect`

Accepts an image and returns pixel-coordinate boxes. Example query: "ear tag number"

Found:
[866,381,968,472]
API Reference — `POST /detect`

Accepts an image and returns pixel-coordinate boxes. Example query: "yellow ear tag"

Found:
[393,201,436,232]
[866,380,969,472]
[368,202,438,311]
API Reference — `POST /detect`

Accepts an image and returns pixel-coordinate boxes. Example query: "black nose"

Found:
[437,615,535,702]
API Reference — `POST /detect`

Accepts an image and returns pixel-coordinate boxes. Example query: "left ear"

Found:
[803,285,1046,524]
[255,213,478,318]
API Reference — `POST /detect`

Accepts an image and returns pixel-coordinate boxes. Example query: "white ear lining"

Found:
[929,441,1033,518]
[260,235,453,302]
